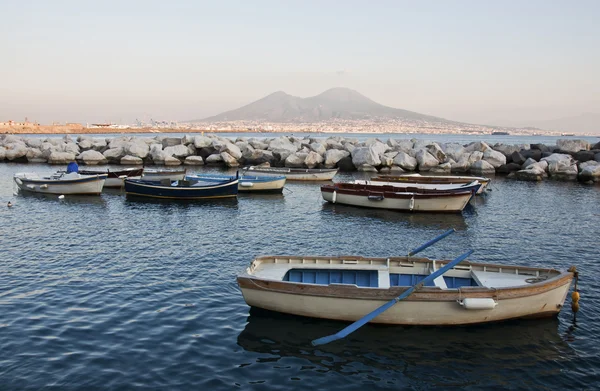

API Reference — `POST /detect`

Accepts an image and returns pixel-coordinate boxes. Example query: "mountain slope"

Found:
[196,88,448,123]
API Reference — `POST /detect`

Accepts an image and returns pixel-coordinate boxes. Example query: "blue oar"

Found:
[408,228,456,256]
[311,249,474,347]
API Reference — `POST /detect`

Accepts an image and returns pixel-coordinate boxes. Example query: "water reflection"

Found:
[237,309,574,387]
[123,195,239,210]
[321,202,469,231]
[16,191,108,208]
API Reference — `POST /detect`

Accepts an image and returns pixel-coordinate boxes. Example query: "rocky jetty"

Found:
[1,134,599,183]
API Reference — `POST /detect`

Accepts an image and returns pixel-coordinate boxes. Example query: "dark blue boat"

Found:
[124,177,238,199]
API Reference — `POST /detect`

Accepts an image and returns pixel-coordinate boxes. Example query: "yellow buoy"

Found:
[572,302,580,313]
[572,291,580,303]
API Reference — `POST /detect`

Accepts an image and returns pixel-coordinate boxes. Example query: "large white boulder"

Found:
[468,151,484,165]
[193,135,213,149]
[324,149,350,168]
[464,141,491,153]
[579,164,600,182]
[164,144,192,158]
[441,143,466,162]
[429,162,452,174]
[164,155,182,166]
[426,143,446,163]
[515,165,546,181]
[305,151,324,168]
[483,149,507,168]
[220,142,242,160]
[351,146,381,167]
[77,150,108,165]
[541,153,574,165]
[493,143,529,156]
[557,139,590,153]
[126,140,150,159]
[25,138,44,149]
[269,137,298,161]
[4,143,28,160]
[61,142,80,155]
[221,152,240,167]
[285,152,308,168]
[48,151,76,165]
[415,150,439,171]
[470,160,496,175]
[121,155,143,165]
[380,151,398,167]
[0,147,6,161]
[184,156,204,165]
[548,160,578,180]
[103,147,126,162]
[204,153,223,164]
[309,142,326,156]
[26,148,46,163]
[393,152,417,171]
[364,139,389,157]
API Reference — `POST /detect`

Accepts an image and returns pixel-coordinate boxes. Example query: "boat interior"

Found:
[247,255,559,290]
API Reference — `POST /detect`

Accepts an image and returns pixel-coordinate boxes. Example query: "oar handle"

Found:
[408,229,456,256]
[311,249,474,347]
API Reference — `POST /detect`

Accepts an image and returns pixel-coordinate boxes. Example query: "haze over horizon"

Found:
[1,0,599,129]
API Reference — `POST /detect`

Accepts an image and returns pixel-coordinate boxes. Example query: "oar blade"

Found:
[311,249,474,347]
[408,229,455,256]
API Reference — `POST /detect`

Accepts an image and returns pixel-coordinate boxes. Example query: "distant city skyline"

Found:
[1,0,598,127]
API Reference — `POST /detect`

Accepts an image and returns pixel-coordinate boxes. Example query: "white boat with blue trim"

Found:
[246,166,338,181]
[238,254,575,326]
[186,173,286,193]
[14,172,108,195]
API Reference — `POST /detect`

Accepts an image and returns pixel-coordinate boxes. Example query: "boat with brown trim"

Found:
[321,183,473,213]
[373,174,491,194]
[237,254,575,326]
[79,167,143,188]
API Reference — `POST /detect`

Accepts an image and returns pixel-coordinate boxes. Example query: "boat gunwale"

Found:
[321,184,474,199]
[124,178,239,190]
[237,254,572,301]
[15,174,108,185]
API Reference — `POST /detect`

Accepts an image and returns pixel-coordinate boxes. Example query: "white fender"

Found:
[459,298,497,310]
[239,182,254,188]
[409,196,415,211]
[15,178,23,185]
[332,190,336,204]
[40,184,48,189]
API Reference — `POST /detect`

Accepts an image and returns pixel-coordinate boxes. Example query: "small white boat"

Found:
[321,183,473,213]
[374,174,491,194]
[140,168,186,181]
[14,172,107,195]
[237,254,576,326]
[354,179,482,193]
[187,174,286,193]
[245,166,338,181]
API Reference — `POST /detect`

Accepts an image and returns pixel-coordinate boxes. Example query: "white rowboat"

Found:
[246,166,338,181]
[14,172,107,195]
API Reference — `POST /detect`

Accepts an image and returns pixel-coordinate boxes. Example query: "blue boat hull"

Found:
[124,179,238,199]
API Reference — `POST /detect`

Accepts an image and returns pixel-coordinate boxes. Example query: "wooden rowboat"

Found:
[14,172,107,195]
[186,173,286,193]
[373,174,491,194]
[79,167,143,188]
[321,183,473,213]
[124,177,238,199]
[140,168,186,182]
[354,179,482,194]
[237,254,575,326]
[245,166,338,181]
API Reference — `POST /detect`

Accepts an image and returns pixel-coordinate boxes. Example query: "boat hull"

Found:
[188,174,286,193]
[238,280,571,325]
[354,180,481,194]
[375,175,490,194]
[124,179,238,199]
[321,186,472,213]
[14,174,107,195]
[140,169,186,182]
[79,168,143,188]
[247,167,338,181]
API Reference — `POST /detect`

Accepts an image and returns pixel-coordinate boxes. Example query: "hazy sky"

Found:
[1,0,599,125]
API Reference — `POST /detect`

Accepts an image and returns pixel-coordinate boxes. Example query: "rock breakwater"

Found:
[2,134,599,183]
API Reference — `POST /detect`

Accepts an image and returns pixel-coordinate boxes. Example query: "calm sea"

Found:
[1,133,599,390]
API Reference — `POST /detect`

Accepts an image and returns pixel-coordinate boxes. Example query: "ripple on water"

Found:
[0,163,599,390]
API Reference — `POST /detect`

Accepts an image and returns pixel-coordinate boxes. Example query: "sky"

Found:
[1,0,599,125]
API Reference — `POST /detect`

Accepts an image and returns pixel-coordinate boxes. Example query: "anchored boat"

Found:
[13,172,107,195]
[245,166,338,181]
[321,183,473,213]
[237,255,575,326]
[79,167,143,188]
[373,174,491,194]
[124,177,238,199]
[353,179,482,194]
[140,168,186,182]
[186,173,286,193]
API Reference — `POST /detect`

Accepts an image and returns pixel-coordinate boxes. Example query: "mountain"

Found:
[195,88,448,123]
[491,113,600,134]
